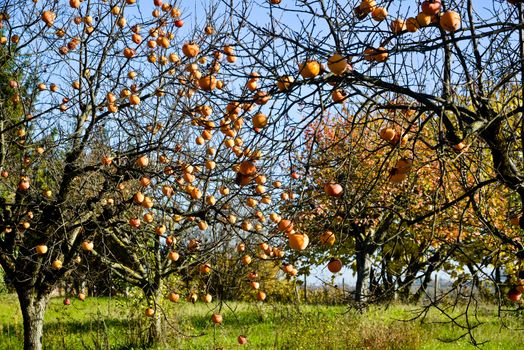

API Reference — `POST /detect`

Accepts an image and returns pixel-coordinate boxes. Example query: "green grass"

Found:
[0,294,523,349]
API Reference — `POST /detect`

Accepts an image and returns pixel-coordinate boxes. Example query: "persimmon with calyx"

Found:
[238,335,248,345]
[237,243,246,252]
[327,258,343,273]
[223,45,235,55]
[289,233,309,250]
[282,264,294,274]
[440,11,461,32]
[364,47,388,62]
[332,89,346,103]
[129,95,140,105]
[123,47,135,58]
[319,230,336,246]
[136,155,149,167]
[324,183,343,197]
[253,113,268,128]
[141,196,154,209]
[277,75,294,91]
[129,217,141,228]
[257,291,267,301]
[278,219,293,232]
[391,19,406,34]
[145,308,155,317]
[18,177,30,191]
[204,25,214,35]
[416,12,432,26]
[327,53,350,76]
[155,225,166,235]
[199,263,212,274]
[139,177,151,187]
[198,75,217,91]
[101,161,118,176]
[36,245,48,255]
[133,191,145,204]
[42,11,56,26]
[168,292,180,302]
[255,186,266,196]
[379,128,396,142]
[202,294,212,303]
[167,251,179,261]
[421,0,441,16]
[299,61,321,79]
[453,142,468,153]
[165,236,175,246]
[239,160,256,176]
[211,313,223,324]
[406,17,420,32]
[182,42,199,57]
[359,0,376,13]
[371,7,387,21]
[241,255,252,265]
[143,212,154,223]
[52,260,63,270]
[81,241,94,251]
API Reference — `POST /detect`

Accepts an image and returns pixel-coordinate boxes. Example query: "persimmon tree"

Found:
[222,0,524,302]
[283,107,513,305]
[0,0,294,349]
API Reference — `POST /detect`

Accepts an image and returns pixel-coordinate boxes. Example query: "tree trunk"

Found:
[495,266,501,284]
[413,266,435,302]
[398,263,423,302]
[355,244,372,303]
[17,288,50,350]
[398,273,418,302]
[143,280,163,346]
[149,308,162,346]
[412,250,443,302]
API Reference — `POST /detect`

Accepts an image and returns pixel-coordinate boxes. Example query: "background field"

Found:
[0,294,523,349]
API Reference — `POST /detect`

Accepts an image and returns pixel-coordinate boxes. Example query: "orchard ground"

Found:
[0,294,523,349]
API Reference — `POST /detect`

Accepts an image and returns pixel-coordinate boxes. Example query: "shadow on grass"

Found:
[1,318,151,350]
[44,317,132,333]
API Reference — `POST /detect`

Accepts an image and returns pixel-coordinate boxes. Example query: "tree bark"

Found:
[495,266,501,284]
[355,242,372,303]
[17,288,50,350]
[413,266,435,302]
[398,260,425,302]
[143,280,163,346]
[149,308,162,346]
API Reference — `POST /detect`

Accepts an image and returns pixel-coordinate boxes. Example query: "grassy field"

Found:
[0,294,523,349]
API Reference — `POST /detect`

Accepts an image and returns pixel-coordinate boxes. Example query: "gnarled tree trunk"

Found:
[16,288,50,350]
